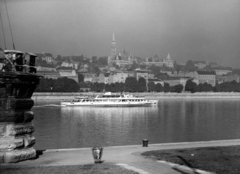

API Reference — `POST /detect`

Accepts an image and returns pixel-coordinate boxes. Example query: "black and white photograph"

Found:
[0,0,240,173]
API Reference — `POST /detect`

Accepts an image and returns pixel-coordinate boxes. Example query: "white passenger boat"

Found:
[60,92,158,107]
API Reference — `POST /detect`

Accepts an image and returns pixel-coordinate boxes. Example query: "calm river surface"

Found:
[32,99,240,150]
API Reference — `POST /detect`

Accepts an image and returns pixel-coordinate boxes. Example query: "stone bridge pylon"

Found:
[0,49,41,163]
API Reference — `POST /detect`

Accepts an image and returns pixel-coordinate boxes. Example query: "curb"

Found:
[44,139,240,152]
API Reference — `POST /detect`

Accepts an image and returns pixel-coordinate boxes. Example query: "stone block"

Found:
[0,137,24,151]
[0,98,34,111]
[0,152,4,163]
[0,111,23,123]
[0,123,5,136]
[0,110,34,123]
[23,111,34,122]
[12,99,34,110]
[4,148,36,163]
[23,134,35,147]
[5,123,34,136]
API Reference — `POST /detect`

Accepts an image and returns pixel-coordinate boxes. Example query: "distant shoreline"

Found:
[32,92,240,101]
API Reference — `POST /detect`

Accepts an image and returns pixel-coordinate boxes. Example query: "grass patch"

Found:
[141,145,240,174]
[0,163,139,174]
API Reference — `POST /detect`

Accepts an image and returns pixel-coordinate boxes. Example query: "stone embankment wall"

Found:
[32,92,240,101]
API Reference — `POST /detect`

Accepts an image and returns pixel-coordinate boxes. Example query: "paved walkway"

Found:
[2,139,240,174]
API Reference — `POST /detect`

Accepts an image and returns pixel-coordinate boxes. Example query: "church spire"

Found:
[167,53,171,60]
[112,32,115,42]
[111,32,117,59]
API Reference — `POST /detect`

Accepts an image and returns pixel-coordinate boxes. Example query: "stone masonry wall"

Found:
[0,73,40,163]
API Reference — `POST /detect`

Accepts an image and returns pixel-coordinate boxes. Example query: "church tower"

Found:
[111,33,117,59]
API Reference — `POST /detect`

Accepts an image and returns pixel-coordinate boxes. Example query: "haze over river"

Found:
[32,99,240,150]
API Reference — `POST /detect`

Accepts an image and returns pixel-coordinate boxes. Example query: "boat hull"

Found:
[60,92,158,107]
[61,101,158,107]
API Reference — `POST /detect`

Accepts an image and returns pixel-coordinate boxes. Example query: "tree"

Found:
[170,84,183,93]
[163,83,171,92]
[148,64,161,76]
[185,60,197,71]
[139,64,147,69]
[148,82,156,92]
[92,56,98,64]
[53,77,79,92]
[115,82,125,92]
[138,77,147,92]
[112,63,120,69]
[105,84,111,92]
[77,73,84,83]
[90,83,105,92]
[196,83,213,92]
[155,83,163,92]
[97,57,108,66]
[56,55,62,61]
[35,78,54,92]
[130,61,139,70]
[36,77,80,92]
[125,77,138,92]
[185,79,197,93]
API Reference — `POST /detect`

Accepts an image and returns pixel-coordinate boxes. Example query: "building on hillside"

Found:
[161,70,173,76]
[208,61,218,68]
[36,66,56,71]
[142,60,165,67]
[56,66,78,82]
[162,77,182,86]
[35,53,45,60]
[37,71,60,79]
[215,69,232,76]
[78,64,90,73]
[98,65,108,71]
[172,71,195,78]
[109,71,129,84]
[193,61,207,69]
[61,61,79,69]
[148,79,164,86]
[148,73,155,79]
[194,71,216,86]
[222,74,240,83]
[179,71,195,78]
[98,73,110,84]
[44,53,54,63]
[83,73,98,83]
[134,69,150,81]
[142,53,174,68]
[35,53,54,64]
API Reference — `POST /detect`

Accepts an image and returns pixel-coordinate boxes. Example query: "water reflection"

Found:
[32,99,240,150]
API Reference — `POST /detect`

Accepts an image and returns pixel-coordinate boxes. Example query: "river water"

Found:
[32,99,240,150]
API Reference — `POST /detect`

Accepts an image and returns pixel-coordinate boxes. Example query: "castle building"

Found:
[142,53,174,68]
[108,33,133,67]
[163,54,174,68]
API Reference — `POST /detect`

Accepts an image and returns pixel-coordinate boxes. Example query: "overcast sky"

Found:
[0,0,240,67]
